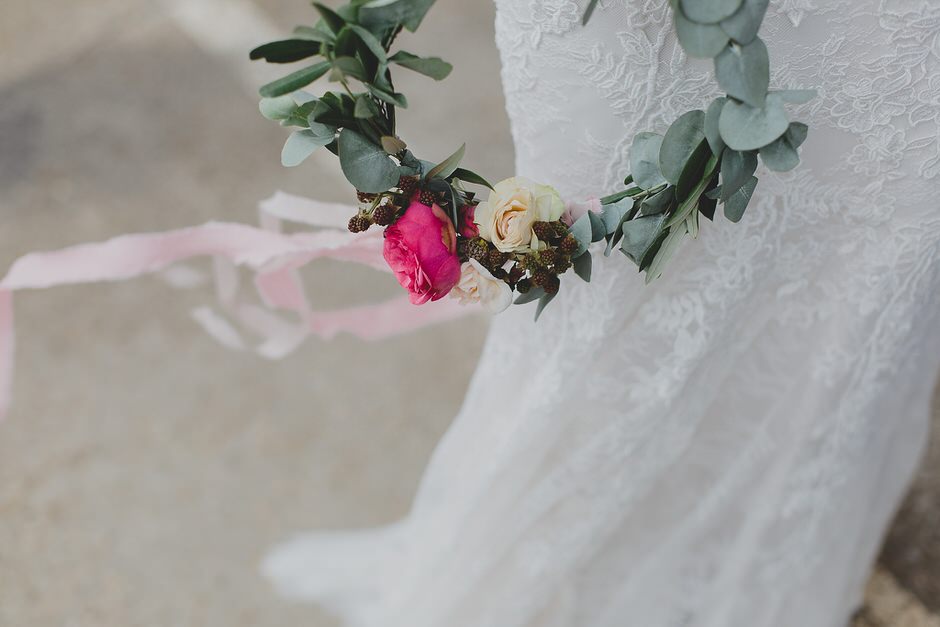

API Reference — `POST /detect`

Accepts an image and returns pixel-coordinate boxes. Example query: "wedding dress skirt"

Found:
[263,1,940,625]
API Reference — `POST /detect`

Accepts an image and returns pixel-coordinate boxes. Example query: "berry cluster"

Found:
[346,176,420,234]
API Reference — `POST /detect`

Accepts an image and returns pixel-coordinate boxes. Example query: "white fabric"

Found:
[263,1,940,625]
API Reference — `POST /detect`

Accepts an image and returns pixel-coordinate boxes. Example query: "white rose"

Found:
[474,176,565,253]
[450,259,513,314]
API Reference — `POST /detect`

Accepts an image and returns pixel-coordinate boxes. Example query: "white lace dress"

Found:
[263,1,940,625]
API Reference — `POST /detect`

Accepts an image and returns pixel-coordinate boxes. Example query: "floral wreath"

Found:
[254,0,812,319]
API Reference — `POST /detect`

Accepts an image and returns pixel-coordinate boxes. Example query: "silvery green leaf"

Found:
[337,129,401,192]
[514,287,545,305]
[676,139,712,201]
[640,186,675,216]
[718,92,789,150]
[389,51,453,80]
[359,0,437,32]
[724,175,758,222]
[645,222,688,284]
[719,0,769,44]
[573,252,593,282]
[601,197,634,234]
[659,110,706,185]
[675,10,730,58]
[292,91,317,105]
[346,24,388,63]
[259,95,297,121]
[719,149,758,200]
[354,95,380,119]
[680,0,743,24]
[588,211,607,242]
[705,97,728,154]
[706,185,722,200]
[569,213,594,257]
[281,129,333,167]
[534,292,557,321]
[774,89,817,104]
[620,213,669,266]
[426,144,466,181]
[686,207,700,238]
[786,122,809,148]
[759,136,800,171]
[259,60,331,98]
[630,133,668,190]
[582,0,601,24]
[714,38,770,108]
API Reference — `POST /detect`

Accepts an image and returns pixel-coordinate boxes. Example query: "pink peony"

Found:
[459,203,479,238]
[383,198,462,305]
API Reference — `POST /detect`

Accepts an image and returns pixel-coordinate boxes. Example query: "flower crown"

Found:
[251,0,814,319]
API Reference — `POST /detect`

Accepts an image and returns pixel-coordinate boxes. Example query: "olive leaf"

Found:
[718,92,789,150]
[281,129,334,167]
[338,129,401,192]
[714,38,770,108]
[312,2,346,34]
[681,0,743,24]
[426,144,466,180]
[354,94,380,118]
[659,110,706,186]
[249,39,323,64]
[723,175,758,222]
[630,133,668,190]
[452,168,494,190]
[645,221,688,284]
[389,51,453,80]
[675,11,730,58]
[346,24,388,63]
[359,0,437,32]
[719,0,769,44]
[259,61,331,98]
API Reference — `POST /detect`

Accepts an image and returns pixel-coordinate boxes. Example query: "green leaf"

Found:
[675,10,730,58]
[388,50,453,80]
[786,122,809,148]
[759,122,808,172]
[724,175,758,222]
[720,0,769,44]
[250,39,322,63]
[337,129,402,193]
[667,151,720,227]
[631,132,668,190]
[705,97,727,154]
[359,0,437,32]
[680,0,743,24]
[534,292,557,321]
[367,84,408,108]
[569,213,594,257]
[354,94,380,118]
[714,38,770,108]
[718,92,789,150]
[331,56,368,82]
[573,252,593,282]
[312,3,346,34]
[583,0,601,24]
[659,110,706,185]
[292,25,334,43]
[259,95,298,120]
[588,211,607,242]
[645,222,688,284]
[640,186,675,216]
[719,149,758,200]
[259,60,331,97]
[514,287,545,305]
[426,144,466,181]
[602,197,634,233]
[281,129,333,167]
[346,24,388,63]
[620,213,669,266]
[452,168,494,190]
[676,139,711,201]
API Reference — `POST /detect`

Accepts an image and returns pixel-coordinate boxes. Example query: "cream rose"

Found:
[450,259,513,314]
[474,177,565,252]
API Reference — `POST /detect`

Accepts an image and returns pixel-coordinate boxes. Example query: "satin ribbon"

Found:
[0,192,470,420]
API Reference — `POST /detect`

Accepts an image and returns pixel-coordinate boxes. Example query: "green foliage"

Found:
[338,129,401,192]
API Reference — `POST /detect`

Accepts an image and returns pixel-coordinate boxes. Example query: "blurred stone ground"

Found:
[0,1,936,625]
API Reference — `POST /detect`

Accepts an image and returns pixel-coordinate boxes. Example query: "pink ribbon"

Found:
[0,192,470,420]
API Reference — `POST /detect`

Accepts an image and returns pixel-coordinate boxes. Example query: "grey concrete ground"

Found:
[0,1,936,626]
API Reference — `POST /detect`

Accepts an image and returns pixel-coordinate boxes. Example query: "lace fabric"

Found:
[263,2,940,625]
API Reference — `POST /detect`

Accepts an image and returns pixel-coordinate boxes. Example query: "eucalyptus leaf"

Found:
[675,11,730,58]
[259,95,298,121]
[602,197,634,233]
[719,149,758,200]
[573,252,593,282]
[354,94,380,118]
[631,133,668,190]
[346,24,388,63]
[389,50,453,80]
[714,38,770,108]
[426,144,466,180]
[704,97,727,154]
[676,139,711,201]
[719,0,769,44]
[331,56,368,82]
[367,84,408,108]
[718,92,789,150]
[681,0,743,24]
[588,211,607,242]
[724,175,758,222]
[514,287,545,305]
[786,122,809,148]
[281,129,332,167]
[534,292,557,321]
[759,136,800,171]
[249,39,322,64]
[337,129,401,193]
[645,222,688,284]
[259,60,331,97]
[659,110,706,185]
[583,0,601,24]
[620,213,669,265]
[569,213,594,257]
[640,186,675,216]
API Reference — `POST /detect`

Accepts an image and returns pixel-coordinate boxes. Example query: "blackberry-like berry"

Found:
[554,255,572,273]
[542,274,561,295]
[356,191,377,203]
[418,189,438,206]
[508,264,525,284]
[516,278,532,294]
[467,238,489,262]
[398,176,418,197]
[372,204,395,226]
[559,234,579,254]
[347,214,371,233]
[532,221,556,242]
[486,249,507,270]
[539,248,558,267]
[532,268,553,288]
